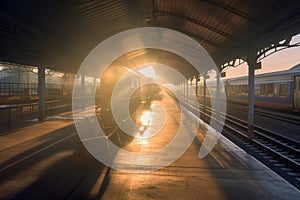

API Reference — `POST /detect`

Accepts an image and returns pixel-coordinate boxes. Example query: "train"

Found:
[224,64,300,111]
[194,64,300,112]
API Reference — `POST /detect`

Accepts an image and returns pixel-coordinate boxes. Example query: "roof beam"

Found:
[76,1,126,19]
[173,28,221,48]
[144,10,233,38]
[0,11,81,54]
[215,6,300,65]
[152,0,157,21]
[201,0,259,23]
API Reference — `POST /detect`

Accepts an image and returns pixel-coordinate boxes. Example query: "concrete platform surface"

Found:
[0,89,299,200]
[101,89,299,200]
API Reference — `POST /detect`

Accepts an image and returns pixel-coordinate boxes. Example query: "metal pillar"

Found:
[195,76,198,105]
[216,72,220,114]
[17,67,21,83]
[178,83,181,97]
[246,53,260,138]
[185,81,186,100]
[180,82,182,98]
[184,81,189,102]
[81,74,86,110]
[183,81,185,100]
[184,81,186,101]
[182,82,185,99]
[38,66,45,121]
[94,77,97,92]
[186,81,188,102]
[203,74,207,111]
[247,66,255,137]
[190,79,193,101]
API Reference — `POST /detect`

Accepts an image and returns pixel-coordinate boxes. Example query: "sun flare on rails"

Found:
[136,110,155,144]
[140,111,152,127]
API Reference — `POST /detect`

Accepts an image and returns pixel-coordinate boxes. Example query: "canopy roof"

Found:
[1,0,300,77]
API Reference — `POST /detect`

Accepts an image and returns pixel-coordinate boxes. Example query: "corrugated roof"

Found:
[0,0,299,76]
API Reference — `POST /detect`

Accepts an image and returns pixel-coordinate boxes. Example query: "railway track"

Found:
[227,103,300,126]
[182,99,300,189]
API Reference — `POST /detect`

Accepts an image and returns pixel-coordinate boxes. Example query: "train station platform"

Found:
[0,90,299,200]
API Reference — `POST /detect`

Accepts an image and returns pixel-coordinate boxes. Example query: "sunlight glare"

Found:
[139,66,156,79]
[140,111,152,126]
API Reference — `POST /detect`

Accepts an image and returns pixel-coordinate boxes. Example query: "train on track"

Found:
[194,64,300,112]
[224,64,300,111]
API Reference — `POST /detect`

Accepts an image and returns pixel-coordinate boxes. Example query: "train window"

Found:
[267,83,274,97]
[229,86,232,95]
[230,86,235,95]
[238,85,242,95]
[243,85,248,95]
[278,83,287,98]
[293,80,300,91]
[260,84,266,96]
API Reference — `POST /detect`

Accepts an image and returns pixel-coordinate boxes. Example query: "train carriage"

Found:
[226,64,300,111]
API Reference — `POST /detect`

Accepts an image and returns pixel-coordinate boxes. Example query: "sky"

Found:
[223,34,300,78]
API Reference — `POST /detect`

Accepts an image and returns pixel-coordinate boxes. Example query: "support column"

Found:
[94,77,97,92]
[17,67,21,97]
[183,81,185,100]
[182,81,184,100]
[185,81,186,101]
[180,82,182,98]
[195,76,198,103]
[81,74,86,110]
[38,66,45,121]
[17,67,21,83]
[203,73,207,111]
[216,72,221,114]
[247,66,255,137]
[247,54,260,137]
[190,78,193,103]
[186,80,188,102]
[179,82,181,97]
